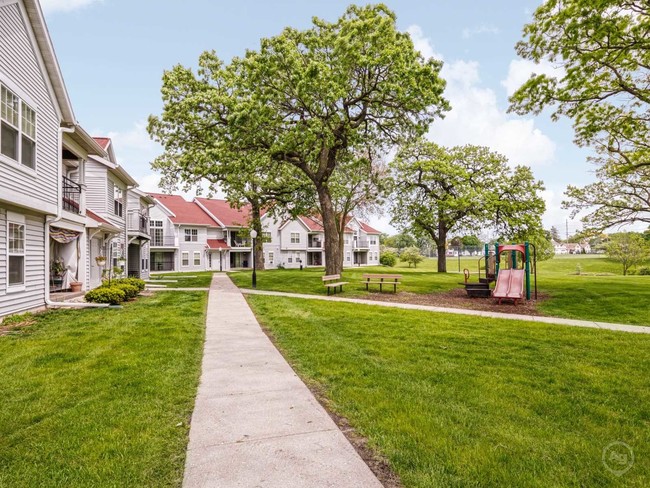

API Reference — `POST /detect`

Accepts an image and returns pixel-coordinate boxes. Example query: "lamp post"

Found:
[250,229,257,289]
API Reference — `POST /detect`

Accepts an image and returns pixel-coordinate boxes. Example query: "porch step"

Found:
[145,284,166,289]
[145,279,178,283]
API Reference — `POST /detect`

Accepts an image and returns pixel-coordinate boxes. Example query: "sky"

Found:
[41,0,602,236]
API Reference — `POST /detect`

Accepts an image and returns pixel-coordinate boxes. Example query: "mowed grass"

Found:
[149,271,215,288]
[248,295,650,487]
[0,291,207,487]
[229,255,650,325]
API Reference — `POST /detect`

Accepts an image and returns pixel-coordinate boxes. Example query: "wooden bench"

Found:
[361,274,402,293]
[322,274,349,295]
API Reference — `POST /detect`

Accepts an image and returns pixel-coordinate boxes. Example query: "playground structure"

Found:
[461,242,537,304]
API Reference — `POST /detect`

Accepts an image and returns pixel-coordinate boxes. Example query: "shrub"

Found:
[639,267,650,276]
[113,277,146,292]
[113,283,139,300]
[380,250,397,267]
[400,246,424,268]
[85,287,126,305]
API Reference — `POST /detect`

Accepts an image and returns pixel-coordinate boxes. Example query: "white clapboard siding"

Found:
[0,210,46,317]
[85,160,108,213]
[0,3,59,209]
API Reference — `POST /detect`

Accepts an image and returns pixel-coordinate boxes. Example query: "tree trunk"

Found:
[318,186,342,275]
[436,223,448,273]
[250,202,265,271]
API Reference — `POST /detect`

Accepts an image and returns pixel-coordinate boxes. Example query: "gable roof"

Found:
[195,197,251,228]
[359,222,382,235]
[299,216,324,232]
[206,239,231,250]
[93,137,111,150]
[148,193,217,226]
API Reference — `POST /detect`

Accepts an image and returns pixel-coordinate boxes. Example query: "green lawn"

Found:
[0,291,207,487]
[148,271,215,288]
[228,255,650,325]
[248,295,650,487]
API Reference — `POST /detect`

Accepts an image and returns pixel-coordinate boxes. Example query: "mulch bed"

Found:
[359,287,549,316]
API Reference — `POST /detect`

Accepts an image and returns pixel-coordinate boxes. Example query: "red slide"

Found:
[493,269,525,304]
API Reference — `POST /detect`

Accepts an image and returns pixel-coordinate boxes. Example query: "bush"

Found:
[380,250,397,267]
[639,267,650,276]
[400,246,424,268]
[112,283,139,300]
[85,286,126,305]
[113,277,146,292]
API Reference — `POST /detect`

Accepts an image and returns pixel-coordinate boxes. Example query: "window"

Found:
[8,222,25,286]
[262,231,271,242]
[1,85,36,169]
[370,238,377,245]
[288,256,293,263]
[111,239,124,267]
[290,232,300,244]
[142,258,149,271]
[151,220,163,228]
[185,228,198,242]
[194,252,201,266]
[268,252,274,264]
[346,251,350,262]
[182,252,189,266]
[344,238,349,245]
[113,186,123,217]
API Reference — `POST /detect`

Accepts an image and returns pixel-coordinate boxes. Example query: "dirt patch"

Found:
[359,287,549,316]
[0,316,37,336]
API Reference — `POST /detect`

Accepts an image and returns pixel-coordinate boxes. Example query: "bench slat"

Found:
[325,282,348,287]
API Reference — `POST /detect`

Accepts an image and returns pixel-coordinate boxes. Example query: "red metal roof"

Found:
[92,137,111,150]
[206,239,231,250]
[299,215,324,232]
[87,209,111,226]
[359,222,382,235]
[148,193,218,226]
[195,197,250,227]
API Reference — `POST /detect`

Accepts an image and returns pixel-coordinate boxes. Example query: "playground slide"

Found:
[506,269,525,299]
[492,269,511,298]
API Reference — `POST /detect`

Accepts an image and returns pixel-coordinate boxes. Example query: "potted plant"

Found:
[70,281,83,293]
[95,255,106,266]
[117,256,126,265]
[51,258,65,285]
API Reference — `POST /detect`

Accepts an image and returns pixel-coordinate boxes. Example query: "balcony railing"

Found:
[62,176,81,214]
[231,238,251,248]
[152,260,175,271]
[353,240,369,249]
[308,241,322,248]
[127,213,149,233]
[150,234,176,247]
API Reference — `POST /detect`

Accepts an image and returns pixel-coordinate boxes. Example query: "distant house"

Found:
[551,240,568,255]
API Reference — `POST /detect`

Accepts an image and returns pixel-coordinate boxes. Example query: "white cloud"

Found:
[40,0,103,13]
[428,57,556,167]
[501,59,563,97]
[105,120,161,173]
[461,24,500,39]
[406,25,444,61]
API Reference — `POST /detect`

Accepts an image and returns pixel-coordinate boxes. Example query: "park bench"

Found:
[361,274,402,293]
[322,274,348,295]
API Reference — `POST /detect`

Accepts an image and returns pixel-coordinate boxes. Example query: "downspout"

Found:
[45,126,109,309]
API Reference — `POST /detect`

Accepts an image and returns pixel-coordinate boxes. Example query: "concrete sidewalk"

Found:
[183,274,382,488]
[241,289,650,335]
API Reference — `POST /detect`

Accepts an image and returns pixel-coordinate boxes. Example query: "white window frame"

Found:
[193,251,201,266]
[346,251,351,262]
[185,228,198,242]
[7,213,26,291]
[181,251,189,267]
[262,231,271,242]
[288,256,293,263]
[113,186,123,217]
[290,232,300,244]
[0,81,37,174]
[268,251,274,264]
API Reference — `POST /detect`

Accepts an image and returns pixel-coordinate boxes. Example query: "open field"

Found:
[248,295,650,487]
[148,271,215,288]
[229,255,650,325]
[0,292,207,487]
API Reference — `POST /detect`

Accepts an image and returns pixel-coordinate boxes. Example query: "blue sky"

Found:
[42,0,598,236]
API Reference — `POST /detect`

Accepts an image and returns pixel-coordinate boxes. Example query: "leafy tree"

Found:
[461,235,481,247]
[383,232,417,251]
[390,141,546,272]
[563,165,650,233]
[149,5,449,275]
[549,226,561,242]
[379,250,397,267]
[606,232,650,276]
[449,236,462,247]
[400,246,424,268]
[509,0,650,174]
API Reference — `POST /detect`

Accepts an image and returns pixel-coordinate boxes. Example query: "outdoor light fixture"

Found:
[250,229,258,289]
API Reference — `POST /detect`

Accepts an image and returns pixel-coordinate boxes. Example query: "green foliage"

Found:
[606,232,650,276]
[148,4,449,274]
[639,267,650,276]
[379,250,397,267]
[113,283,139,300]
[85,287,126,305]
[510,0,650,174]
[390,140,546,272]
[382,232,416,250]
[461,235,481,247]
[400,246,424,268]
[112,278,146,292]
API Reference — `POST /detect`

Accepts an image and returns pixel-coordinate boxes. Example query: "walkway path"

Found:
[183,274,382,488]
[242,289,650,335]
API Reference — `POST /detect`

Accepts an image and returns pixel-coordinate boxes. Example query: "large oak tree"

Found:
[390,141,546,272]
[148,4,449,274]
